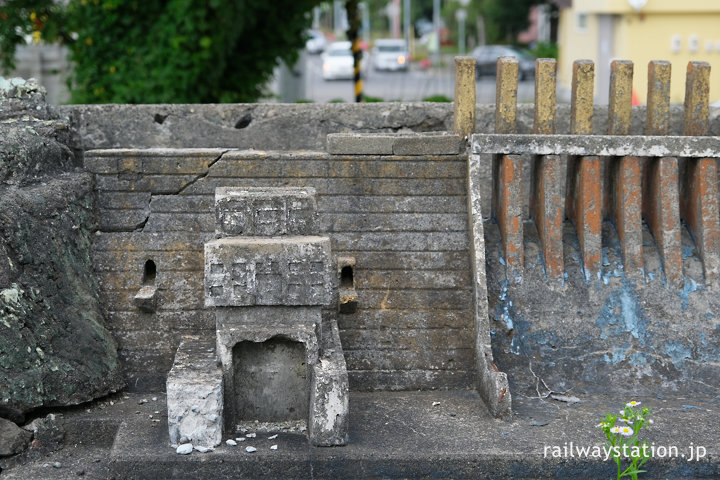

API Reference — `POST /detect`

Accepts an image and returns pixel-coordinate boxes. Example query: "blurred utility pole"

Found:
[334,0,343,37]
[403,0,411,48]
[457,0,469,55]
[360,2,370,46]
[346,0,363,102]
[389,0,401,38]
[432,0,440,66]
[312,6,321,29]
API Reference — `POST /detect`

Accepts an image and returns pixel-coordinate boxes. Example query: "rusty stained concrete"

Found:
[530,155,565,279]
[681,158,720,285]
[608,156,644,279]
[642,157,683,290]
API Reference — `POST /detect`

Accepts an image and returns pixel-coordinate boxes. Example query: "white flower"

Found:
[618,418,633,425]
[648,419,654,425]
[626,401,641,408]
[611,425,633,437]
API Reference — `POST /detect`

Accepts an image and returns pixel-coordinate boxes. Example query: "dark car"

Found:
[471,45,536,80]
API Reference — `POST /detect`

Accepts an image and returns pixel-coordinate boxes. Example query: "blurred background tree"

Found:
[442,0,543,47]
[0,0,320,103]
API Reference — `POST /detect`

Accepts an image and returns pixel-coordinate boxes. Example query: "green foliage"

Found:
[422,94,451,103]
[363,95,383,102]
[531,41,558,59]
[442,0,541,46]
[1,0,320,103]
[482,0,541,43]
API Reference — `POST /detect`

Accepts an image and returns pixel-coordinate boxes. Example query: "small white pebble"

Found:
[270,444,278,450]
[235,437,246,442]
[52,462,62,468]
[148,415,153,419]
[432,402,441,406]
[226,439,237,446]
[267,434,278,440]
[245,433,256,438]
[176,444,193,455]
[152,397,158,401]
[154,411,160,414]
[194,446,213,453]
[245,446,257,453]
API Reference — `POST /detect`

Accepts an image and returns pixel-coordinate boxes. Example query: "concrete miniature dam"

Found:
[1,57,720,479]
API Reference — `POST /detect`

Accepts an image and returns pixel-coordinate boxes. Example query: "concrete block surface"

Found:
[166,337,223,448]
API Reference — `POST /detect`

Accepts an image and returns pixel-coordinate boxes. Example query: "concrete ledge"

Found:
[327,132,461,156]
[105,391,720,479]
[473,133,720,158]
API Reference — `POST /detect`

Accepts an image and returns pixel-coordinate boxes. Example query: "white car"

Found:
[322,41,355,80]
[371,39,409,72]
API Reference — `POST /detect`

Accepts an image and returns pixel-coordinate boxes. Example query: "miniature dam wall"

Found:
[56,60,720,408]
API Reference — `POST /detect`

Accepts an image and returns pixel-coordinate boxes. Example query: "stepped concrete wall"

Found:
[84,148,473,392]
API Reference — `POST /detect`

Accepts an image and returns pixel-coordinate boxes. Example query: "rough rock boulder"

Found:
[0,78,124,423]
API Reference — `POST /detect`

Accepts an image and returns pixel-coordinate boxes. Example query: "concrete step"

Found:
[106,391,720,479]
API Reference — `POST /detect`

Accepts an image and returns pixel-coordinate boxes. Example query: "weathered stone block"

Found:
[215,187,317,237]
[326,134,395,155]
[204,236,332,307]
[309,356,350,446]
[133,285,158,313]
[327,132,461,156]
[392,133,461,155]
[167,337,223,448]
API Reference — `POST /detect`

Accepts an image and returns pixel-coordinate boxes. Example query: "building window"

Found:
[576,13,588,33]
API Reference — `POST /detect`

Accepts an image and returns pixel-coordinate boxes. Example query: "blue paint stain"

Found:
[705,312,714,320]
[683,405,698,409]
[595,282,649,344]
[604,348,627,365]
[602,247,611,266]
[629,352,650,366]
[493,280,532,356]
[682,245,695,260]
[663,340,693,368]
[678,277,703,311]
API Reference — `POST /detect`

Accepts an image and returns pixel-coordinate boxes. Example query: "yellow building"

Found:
[556,0,720,104]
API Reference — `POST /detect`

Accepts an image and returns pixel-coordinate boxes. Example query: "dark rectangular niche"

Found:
[232,337,308,422]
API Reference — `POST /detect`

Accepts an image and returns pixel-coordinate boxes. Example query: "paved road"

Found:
[302,53,536,104]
